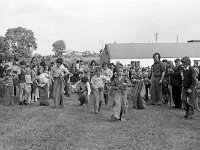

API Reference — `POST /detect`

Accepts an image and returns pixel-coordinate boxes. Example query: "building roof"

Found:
[106,43,200,59]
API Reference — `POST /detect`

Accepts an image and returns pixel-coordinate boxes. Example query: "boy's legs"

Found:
[9,86,14,106]
[98,90,104,112]
[93,90,99,113]
[26,84,32,103]
[121,91,128,121]
[19,83,25,104]
[182,88,190,118]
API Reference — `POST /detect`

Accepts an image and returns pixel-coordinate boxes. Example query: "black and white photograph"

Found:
[0,0,200,149]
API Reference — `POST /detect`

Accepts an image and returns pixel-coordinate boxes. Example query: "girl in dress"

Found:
[38,66,49,106]
[31,65,38,102]
[89,60,96,81]
[25,64,33,104]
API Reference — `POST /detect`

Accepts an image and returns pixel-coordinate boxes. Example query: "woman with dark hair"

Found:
[70,63,79,84]
[90,60,96,81]
[31,57,38,67]
[31,65,38,102]
[51,58,72,108]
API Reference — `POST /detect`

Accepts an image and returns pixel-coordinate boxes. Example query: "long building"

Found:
[100,42,200,67]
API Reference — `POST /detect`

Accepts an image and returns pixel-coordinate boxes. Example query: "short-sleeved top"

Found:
[91,75,109,89]
[152,61,165,77]
[102,68,113,80]
[51,64,69,78]
[25,75,32,84]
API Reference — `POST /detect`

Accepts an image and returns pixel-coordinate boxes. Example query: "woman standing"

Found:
[31,57,39,101]
[51,58,70,108]
[89,60,96,81]
[70,63,80,84]
[31,65,38,102]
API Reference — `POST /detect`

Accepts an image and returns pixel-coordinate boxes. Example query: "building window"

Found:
[194,60,200,66]
[131,61,140,68]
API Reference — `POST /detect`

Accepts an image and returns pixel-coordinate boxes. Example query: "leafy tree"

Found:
[52,40,66,57]
[5,27,37,58]
[0,36,9,53]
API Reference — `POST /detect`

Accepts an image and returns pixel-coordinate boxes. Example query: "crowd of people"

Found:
[0,52,200,121]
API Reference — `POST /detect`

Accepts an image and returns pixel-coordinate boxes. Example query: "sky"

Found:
[1,0,200,55]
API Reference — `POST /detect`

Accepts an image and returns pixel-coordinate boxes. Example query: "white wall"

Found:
[110,57,200,67]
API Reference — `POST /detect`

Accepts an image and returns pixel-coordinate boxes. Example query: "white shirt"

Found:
[102,68,113,80]
[25,75,32,84]
[38,73,49,84]
[51,64,69,77]
[91,75,110,89]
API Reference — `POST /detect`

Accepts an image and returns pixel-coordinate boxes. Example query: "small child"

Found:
[25,64,32,104]
[3,69,14,106]
[31,65,38,102]
[76,76,91,106]
[111,66,131,122]
[18,60,27,105]
[91,66,110,114]
[38,66,49,106]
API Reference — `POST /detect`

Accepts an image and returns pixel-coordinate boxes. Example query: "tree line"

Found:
[0,26,66,60]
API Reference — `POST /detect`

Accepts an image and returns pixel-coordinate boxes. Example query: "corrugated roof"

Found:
[106,43,200,59]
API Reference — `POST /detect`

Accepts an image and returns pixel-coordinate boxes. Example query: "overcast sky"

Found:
[1,0,200,55]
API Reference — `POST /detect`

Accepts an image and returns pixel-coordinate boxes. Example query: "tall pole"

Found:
[176,35,179,43]
[155,33,159,43]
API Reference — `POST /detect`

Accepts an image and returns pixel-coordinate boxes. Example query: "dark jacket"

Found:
[170,65,182,87]
[0,65,5,78]
[182,66,196,89]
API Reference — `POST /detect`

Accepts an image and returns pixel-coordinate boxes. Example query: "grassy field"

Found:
[0,94,200,150]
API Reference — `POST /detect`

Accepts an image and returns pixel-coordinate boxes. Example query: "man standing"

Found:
[181,57,196,119]
[170,58,182,108]
[150,52,165,105]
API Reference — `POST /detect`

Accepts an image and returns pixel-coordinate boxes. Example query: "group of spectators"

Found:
[0,52,200,121]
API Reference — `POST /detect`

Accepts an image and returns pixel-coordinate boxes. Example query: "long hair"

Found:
[153,52,161,60]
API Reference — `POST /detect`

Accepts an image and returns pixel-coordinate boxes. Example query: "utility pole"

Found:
[155,33,159,43]
[176,35,179,43]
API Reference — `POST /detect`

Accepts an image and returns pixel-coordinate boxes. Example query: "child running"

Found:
[111,66,131,122]
[91,66,110,114]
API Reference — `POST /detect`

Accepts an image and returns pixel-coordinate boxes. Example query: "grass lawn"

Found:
[0,94,200,150]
